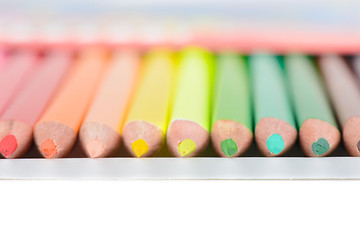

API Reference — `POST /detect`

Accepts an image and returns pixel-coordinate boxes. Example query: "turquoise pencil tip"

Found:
[266,133,285,155]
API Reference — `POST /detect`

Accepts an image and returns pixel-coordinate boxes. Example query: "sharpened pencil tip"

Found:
[311,138,330,156]
[0,135,18,158]
[41,139,57,159]
[86,140,105,158]
[178,139,196,157]
[266,133,285,155]
[131,139,149,157]
[220,138,238,157]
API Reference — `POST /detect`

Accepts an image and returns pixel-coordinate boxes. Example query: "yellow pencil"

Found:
[122,49,175,157]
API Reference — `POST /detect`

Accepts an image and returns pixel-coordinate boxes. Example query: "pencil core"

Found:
[311,138,330,156]
[266,133,285,155]
[131,139,149,157]
[0,135,17,157]
[41,139,57,158]
[86,140,105,158]
[220,138,238,157]
[178,139,196,157]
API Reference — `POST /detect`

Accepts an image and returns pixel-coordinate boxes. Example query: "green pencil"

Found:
[166,47,213,157]
[211,53,253,157]
[249,53,297,156]
[285,54,340,157]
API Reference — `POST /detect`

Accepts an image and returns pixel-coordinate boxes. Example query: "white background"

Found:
[0,180,359,239]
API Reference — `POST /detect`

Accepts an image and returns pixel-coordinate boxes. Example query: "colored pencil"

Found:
[0,50,39,116]
[34,48,108,158]
[0,50,7,71]
[122,49,175,157]
[285,54,340,157]
[353,56,360,80]
[167,47,213,157]
[0,50,73,158]
[249,53,297,156]
[79,50,140,158]
[319,55,360,156]
[211,53,252,157]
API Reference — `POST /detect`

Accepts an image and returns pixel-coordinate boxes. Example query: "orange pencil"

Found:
[34,48,108,158]
[0,50,39,116]
[0,50,73,158]
[79,50,140,158]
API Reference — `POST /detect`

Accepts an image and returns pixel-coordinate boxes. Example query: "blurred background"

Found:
[0,0,360,53]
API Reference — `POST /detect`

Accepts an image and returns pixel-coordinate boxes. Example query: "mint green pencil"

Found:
[249,53,297,156]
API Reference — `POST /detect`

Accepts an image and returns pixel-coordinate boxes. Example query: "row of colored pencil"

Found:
[1,47,360,159]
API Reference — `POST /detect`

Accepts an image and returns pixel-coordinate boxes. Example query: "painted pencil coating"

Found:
[211,53,252,157]
[0,51,39,116]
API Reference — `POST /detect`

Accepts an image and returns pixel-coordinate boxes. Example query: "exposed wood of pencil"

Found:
[79,122,121,158]
[167,119,209,157]
[211,119,253,157]
[79,50,140,158]
[122,121,163,157]
[299,119,340,157]
[34,121,77,158]
[255,117,297,156]
[319,55,360,156]
[0,120,32,158]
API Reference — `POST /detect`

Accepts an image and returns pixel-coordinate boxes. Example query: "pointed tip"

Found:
[178,139,196,157]
[0,135,18,158]
[220,138,238,157]
[40,139,57,159]
[85,140,105,158]
[131,139,149,157]
[266,133,285,155]
[311,138,330,156]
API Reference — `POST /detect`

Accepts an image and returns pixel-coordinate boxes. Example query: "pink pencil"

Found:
[0,50,39,117]
[0,50,7,71]
[0,50,73,158]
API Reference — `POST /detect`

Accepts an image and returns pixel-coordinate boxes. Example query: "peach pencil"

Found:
[34,48,108,158]
[0,50,73,158]
[79,50,140,158]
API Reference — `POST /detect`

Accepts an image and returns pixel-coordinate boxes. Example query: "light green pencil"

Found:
[285,54,340,157]
[166,47,213,157]
[211,53,253,157]
[249,53,297,156]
